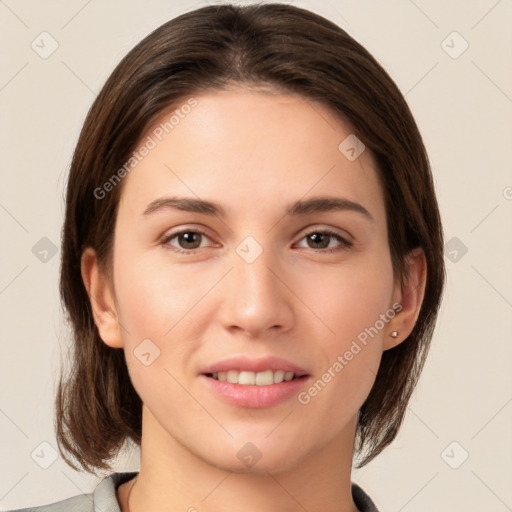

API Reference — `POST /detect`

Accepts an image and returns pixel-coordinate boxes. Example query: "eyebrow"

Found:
[142,195,374,222]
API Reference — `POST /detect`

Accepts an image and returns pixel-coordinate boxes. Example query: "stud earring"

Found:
[390,331,399,338]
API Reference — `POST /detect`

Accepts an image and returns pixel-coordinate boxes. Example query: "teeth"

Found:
[228,370,241,384]
[238,371,255,385]
[255,370,273,385]
[211,370,297,385]
[274,370,285,383]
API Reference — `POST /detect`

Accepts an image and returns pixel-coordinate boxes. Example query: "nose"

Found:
[218,243,294,339]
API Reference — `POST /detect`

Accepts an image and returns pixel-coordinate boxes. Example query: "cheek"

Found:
[295,268,389,431]
[298,252,393,397]
[296,251,394,343]
[112,246,213,394]
[112,246,202,339]
[114,253,197,407]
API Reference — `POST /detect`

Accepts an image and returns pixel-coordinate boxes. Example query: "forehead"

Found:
[117,87,385,225]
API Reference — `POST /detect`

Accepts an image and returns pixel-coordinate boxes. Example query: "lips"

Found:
[199,355,311,408]
[200,355,309,377]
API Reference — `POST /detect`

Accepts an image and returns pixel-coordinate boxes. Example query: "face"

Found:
[93,87,404,474]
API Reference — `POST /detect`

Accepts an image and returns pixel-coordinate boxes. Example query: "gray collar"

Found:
[92,472,379,512]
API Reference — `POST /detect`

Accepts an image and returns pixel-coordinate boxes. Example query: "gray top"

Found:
[7,472,380,511]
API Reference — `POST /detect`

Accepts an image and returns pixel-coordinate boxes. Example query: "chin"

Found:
[201,436,311,475]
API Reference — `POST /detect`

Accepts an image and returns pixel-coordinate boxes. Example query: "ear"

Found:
[384,247,427,350]
[81,247,124,348]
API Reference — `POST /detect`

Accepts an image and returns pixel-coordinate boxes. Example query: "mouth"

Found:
[199,355,310,408]
[204,369,306,385]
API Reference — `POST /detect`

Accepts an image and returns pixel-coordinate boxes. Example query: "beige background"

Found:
[1,0,511,510]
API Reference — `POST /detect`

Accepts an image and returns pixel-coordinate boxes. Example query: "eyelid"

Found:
[298,224,353,242]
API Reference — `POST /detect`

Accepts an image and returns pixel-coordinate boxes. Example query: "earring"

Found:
[390,331,399,338]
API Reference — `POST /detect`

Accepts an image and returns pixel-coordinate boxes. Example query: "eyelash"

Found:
[160,227,353,255]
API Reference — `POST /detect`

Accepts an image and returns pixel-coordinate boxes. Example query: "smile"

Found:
[206,369,299,385]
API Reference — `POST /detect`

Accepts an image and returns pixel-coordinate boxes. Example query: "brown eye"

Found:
[176,232,202,250]
[297,229,353,253]
[306,232,331,249]
[161,229,212,254]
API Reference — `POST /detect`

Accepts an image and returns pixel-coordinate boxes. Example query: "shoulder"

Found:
[5,493,94,512]
[352,482,381,512]
[7,475,375,512]
[5,471,138,512]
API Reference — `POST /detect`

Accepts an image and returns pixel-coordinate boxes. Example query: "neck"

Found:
[124,406,360,512]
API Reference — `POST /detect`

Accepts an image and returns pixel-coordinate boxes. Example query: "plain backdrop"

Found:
[1,0,511,510]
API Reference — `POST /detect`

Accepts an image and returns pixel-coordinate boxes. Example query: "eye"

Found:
[295,228,353,253]
[161,228,214,254]
[161,227,353,255]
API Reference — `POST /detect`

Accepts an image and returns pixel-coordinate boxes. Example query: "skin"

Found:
[82,86,426,512]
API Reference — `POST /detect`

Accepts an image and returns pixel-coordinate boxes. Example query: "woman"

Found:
[9,3,445,511]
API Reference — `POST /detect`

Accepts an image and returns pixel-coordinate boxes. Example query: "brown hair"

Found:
[56,3,445,475]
